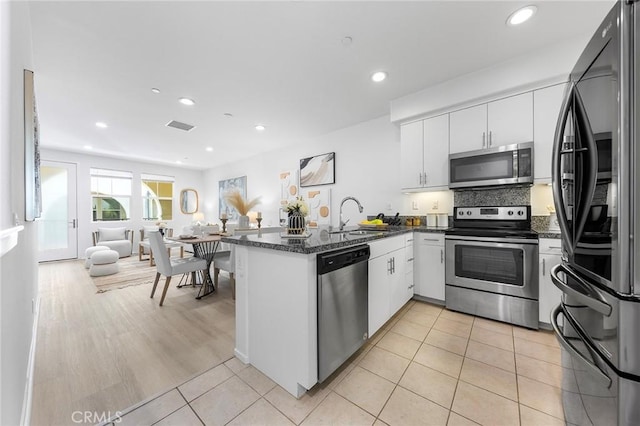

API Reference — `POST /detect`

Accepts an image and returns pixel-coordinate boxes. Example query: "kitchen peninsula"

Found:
[222,226,445,397]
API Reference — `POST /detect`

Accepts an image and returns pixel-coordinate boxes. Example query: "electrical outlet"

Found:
[412,201,419,210]
[432,200,439,210]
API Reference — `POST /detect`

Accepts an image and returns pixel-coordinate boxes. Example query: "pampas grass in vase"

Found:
[224,191,261,228]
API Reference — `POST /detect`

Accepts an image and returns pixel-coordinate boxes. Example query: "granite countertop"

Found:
[222,225,448,254]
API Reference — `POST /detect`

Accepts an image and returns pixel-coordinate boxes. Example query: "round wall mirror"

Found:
[180,189,199,214]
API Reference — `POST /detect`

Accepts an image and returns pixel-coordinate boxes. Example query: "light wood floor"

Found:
[31,259,236,426]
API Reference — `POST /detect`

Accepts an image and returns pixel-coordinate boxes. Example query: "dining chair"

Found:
[213,227,283,299]
[148,231,207,306]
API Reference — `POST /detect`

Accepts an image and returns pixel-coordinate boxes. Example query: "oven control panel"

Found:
[455,206,529,220]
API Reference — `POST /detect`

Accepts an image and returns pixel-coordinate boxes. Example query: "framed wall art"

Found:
[24,69,42,221]
[300,152,335,187]
[218,175,247,222]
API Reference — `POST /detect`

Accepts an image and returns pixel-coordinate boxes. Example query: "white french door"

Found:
[38,161,78,262]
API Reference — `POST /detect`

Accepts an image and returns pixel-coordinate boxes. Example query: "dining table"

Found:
[166,234,223,299]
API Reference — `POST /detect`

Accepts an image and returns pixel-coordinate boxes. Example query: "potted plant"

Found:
[224,190,261,228]
[284,196,309,234]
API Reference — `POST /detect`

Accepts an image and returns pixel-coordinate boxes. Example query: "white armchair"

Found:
[92,227,133,258]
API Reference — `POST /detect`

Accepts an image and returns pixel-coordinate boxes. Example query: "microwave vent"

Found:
[166,120,195,132]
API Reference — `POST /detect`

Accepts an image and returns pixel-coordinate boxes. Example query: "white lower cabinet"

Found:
[368,235,411,336]
[539,238,563,326]
[414,233,445,301]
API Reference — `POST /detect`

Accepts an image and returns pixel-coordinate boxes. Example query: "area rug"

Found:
[91,255,158,293]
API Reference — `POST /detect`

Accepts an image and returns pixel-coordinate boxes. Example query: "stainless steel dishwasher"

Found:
[317,244,370,382]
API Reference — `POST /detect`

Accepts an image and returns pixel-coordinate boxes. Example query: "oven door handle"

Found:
[551,304,612,389]
[550,263,612,316]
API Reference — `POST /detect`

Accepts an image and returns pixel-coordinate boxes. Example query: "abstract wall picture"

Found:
[24,69,42,221]
[218,175,247,222]
[306,188,331,228]
[300,152,335,187]
[279,170,298,204]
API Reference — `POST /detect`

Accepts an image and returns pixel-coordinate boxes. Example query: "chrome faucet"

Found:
[339,196,364,231]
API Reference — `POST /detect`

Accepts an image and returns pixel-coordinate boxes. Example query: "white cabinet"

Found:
[534,83,568,183]
[539,238,563,326]
[414,233,445,302]
[368,235,412,336]
[450,92,534,154]
[400,114,449,190]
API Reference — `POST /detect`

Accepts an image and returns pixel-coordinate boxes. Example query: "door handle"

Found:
[551,83,575,257]
[550,263,612,316]
[69,219,77,229]
[551,305,612,389]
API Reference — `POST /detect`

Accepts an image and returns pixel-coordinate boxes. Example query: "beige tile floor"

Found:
[107,300,573,426]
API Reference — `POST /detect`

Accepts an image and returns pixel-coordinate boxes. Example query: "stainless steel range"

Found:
[445,206,539,329]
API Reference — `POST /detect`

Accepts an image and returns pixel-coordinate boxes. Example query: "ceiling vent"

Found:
[166,120,195,132]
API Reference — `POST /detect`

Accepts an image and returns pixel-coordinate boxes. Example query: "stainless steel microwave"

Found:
[449,142,534,189]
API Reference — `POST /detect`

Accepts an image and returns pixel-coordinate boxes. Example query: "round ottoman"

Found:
[85,245,110,269]
[89,249,120,277]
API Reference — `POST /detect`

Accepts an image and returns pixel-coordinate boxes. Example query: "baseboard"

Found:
[234,348,249,364]
[20,295,40,426]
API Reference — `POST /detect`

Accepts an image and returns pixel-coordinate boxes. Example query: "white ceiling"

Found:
[28,0,614,170]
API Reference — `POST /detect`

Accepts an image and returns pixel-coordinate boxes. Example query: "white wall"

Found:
[41,148,207,256]
[203,116,413,228]
[390,35,590,123]
[0,2,38,425]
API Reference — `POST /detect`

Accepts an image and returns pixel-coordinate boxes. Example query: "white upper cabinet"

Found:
[400,114,449,190]
[422,115,449,188]
[449,104,487,153]
[534,83,569,183]
[400,120,424,189]
[450,92,534,154]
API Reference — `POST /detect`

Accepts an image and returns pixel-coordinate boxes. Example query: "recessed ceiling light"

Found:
[178,97,195,106]
[206,147,213,152]
[83,145,92,150]
[151,88,160,94]
[371,71,387,82]
[507,5,537,26]
[255,125,266,131]
[95,122,108,128]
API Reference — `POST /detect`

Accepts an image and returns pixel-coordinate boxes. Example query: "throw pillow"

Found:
[99,227,126,242]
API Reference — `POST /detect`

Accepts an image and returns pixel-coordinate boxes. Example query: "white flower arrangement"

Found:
[155,221,167,229]
[285,196,309,217]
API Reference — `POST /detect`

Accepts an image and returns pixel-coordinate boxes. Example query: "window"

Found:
[91,168,132,221]
[141,174,174,221]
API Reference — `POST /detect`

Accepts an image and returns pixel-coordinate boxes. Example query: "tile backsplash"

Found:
[454,186,530,207]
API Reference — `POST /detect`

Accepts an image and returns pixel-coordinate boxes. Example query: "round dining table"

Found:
[167,234,223,299]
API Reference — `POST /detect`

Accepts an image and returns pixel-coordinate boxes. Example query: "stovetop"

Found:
[446,206,537,239]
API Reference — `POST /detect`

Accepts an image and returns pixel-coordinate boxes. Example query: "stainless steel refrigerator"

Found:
[550,1,640,425]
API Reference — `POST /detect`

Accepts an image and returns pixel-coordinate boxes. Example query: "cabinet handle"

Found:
[408,284,414,289]
[549,246,562,250]
[392,257,396,273]
[440,249,444,263]
[542,258,546,276]
[482,132,486,148]
[423,172,427,185]
[423,238,439,242]
[407,257,414,262]
[387,259,392,274]
[418,173,423,185]
[489,130,492,147]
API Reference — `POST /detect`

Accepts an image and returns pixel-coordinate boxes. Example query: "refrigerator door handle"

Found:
[572,88,599,243]
[550,263,612,316]
[551,83,575,256]
[551,304,612,389]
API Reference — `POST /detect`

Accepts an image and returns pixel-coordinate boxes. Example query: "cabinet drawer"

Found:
[539,238,562,255]
[369,235,406,260]
[417,233,444,246]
